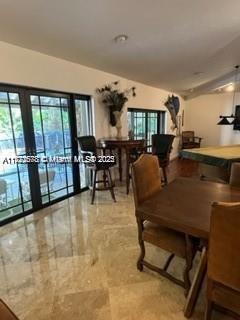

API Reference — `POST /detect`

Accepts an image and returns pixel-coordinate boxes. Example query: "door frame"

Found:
[0,83,91,226]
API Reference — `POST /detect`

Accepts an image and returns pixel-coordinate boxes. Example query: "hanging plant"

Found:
[96,81,136,126]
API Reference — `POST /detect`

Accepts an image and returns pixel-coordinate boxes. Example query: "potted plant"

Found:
[96,81,136,138]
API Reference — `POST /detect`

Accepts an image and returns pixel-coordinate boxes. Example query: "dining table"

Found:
[98,137,145,194]
[136,177,240,317]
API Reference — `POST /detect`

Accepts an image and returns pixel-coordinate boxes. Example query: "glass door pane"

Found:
[0,90,32,222]
[147,112,158,145]
[30,93,73,204]
[75,98,92,188]
[129,111,146,140]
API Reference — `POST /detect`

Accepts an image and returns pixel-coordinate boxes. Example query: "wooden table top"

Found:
[99,137,145,148]
[136,177,240,240]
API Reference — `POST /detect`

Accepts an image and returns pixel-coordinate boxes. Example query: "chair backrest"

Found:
[182,131,194,142]
[229,162,240,188]
[208,202,240,291]
[151,134,175,156]
[0,179,7,195]
[77,135,97,155]
[131,154,162,208]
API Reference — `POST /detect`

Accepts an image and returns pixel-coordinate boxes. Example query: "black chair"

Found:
[151,134,175,183]
[77,136,116,204]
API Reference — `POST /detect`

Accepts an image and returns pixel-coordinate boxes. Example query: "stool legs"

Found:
[91,168,116,204]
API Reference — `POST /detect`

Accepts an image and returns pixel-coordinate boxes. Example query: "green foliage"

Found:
[96,81,136,126]
[0,105,23,136]
[96,81,136,112]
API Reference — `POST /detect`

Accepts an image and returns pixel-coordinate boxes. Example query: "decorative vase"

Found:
[113,110,123,139]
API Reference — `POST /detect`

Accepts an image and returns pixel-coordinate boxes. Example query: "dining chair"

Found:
[229,162,240,188]
[205,202,240,319]
[77,135,116,204]
[182,131,202,149]
[0,299,19,320]
[151,134,175,183]
[131,154,198,295]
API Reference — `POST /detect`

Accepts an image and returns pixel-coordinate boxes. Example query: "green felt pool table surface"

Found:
[180,144,240,169]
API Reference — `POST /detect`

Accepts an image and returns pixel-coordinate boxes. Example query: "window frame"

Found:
[127,107,166,144]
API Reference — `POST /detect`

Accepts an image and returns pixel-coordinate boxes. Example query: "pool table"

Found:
[180,144,240,182]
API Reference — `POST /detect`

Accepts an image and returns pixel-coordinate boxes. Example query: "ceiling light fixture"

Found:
[114,34,128,43]
[217,65,240,125]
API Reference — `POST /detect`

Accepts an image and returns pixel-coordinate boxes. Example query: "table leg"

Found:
[118,148,122,181]
[184,247,207,318]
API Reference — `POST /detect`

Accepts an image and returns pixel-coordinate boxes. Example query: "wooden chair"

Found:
[229,162,240,188]
[151,134,175,183]
[205,202,240,319]
[77,136,116,204]
[182,131,202,149]
[0,299,19,320]
[131,154,198,295]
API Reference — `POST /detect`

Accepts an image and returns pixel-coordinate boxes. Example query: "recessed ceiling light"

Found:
[114,34,128,43]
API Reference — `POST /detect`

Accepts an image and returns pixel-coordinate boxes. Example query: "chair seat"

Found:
[87,160,115,171]
[183,142,200,149]
[96,161,115,170]
[142,221,187,258]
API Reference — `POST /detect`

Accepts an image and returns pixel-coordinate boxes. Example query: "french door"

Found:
[0,85,92,225]
[0,89,33,221]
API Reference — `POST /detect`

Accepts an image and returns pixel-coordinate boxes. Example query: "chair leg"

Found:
[136,218,145,271]
[163,253,175,271]
[205,299,213,320]
[183,235,194,296]
[91,170,97,205]
[107,169,116,202]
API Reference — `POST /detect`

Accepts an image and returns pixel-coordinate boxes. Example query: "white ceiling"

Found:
[1,0,240,96]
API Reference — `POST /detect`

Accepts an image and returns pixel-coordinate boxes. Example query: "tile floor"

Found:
[0,162,231,319]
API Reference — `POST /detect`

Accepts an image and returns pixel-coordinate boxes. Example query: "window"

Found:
[127,108,166,145]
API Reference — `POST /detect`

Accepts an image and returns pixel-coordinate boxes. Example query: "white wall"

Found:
[0,41,185,158]
[185,93,240,146]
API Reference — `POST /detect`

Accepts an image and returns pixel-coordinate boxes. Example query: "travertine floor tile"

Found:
[0,185,230,320]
